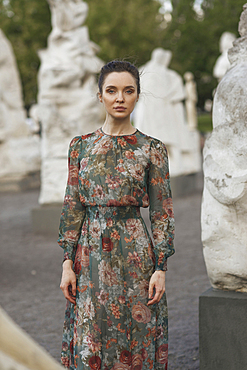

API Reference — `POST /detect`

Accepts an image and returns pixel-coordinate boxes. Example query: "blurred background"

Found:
[0,0,245,133]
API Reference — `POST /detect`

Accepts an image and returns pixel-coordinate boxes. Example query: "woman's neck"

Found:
[102,117,135,136]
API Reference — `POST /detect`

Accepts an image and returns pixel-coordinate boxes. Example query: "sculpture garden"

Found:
[0,1,247,369]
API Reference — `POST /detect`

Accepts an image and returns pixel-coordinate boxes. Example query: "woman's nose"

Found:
[116,92,124,102]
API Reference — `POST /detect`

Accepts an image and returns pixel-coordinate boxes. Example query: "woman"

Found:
[58,60,175,370]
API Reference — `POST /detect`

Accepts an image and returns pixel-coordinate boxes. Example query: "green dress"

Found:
[58,127,175,370]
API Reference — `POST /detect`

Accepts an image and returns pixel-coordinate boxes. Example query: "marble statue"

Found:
[0,29,40,190]
[213,32,236,81]
[0,307,63,370]
[184,71,198,131]
[134,48,201,177]
[34,0,104,204]
[201,4,247,292]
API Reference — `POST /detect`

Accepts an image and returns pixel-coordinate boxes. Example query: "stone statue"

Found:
[184,71,198,131]
[134,48,201,177]
[201,4,247,292]
[34,0,104,204]
[213,32,236,81]
[0,29,40,190]
[0,307,64,370]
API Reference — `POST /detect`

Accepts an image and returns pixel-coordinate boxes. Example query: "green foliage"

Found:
[197,113,212,132]
[85,0,165,65]
[161,0,244,108]
[0,0,51,108]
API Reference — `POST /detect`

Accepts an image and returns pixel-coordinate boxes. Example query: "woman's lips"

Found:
[114,107,126,111]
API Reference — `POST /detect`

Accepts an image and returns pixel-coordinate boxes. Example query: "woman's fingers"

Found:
[60,269,77,304]
[147,271,166,306]
[147,287,165,305]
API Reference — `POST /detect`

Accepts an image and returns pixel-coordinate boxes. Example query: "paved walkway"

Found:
[0,186,210,370]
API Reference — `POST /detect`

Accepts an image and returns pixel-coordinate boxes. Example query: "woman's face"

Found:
[98,72,139,120]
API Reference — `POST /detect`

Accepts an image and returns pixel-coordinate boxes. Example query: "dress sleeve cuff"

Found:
[155,258,167,271]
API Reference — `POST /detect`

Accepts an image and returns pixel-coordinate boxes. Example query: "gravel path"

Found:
[0,187,210,369]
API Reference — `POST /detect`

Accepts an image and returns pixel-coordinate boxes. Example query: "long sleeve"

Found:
[57,137,86,262]
[148,139,175,271]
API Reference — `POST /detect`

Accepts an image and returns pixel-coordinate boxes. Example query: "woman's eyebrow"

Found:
[105,85,136,89]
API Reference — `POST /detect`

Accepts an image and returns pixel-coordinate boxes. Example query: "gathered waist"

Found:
[85,205,141,219]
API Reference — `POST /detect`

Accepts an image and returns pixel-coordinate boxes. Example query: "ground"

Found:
[0,183,210,370]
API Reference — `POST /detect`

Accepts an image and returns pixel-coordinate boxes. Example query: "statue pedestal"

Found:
[199,288,247,370]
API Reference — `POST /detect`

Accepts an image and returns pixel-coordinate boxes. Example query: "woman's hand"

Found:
[147,270,166,306]
[60,260,76,304]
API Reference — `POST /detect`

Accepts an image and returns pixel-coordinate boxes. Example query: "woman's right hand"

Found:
[60,260,77,304]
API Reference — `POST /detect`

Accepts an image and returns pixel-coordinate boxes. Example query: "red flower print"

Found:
[125,150,134,159]
[70,339,74,354]
[80,157,89,170]
[138,279,149,298]
[126,219,144,239]
[124,135,137,145]
[132,302,151,324]
[102,237,114,252]
[120,195,139,206]
[131,353,143,370]
[70,150,79,158]
[61,355,70,367]
[162,197,174,218]
[140,348,148,360]
[111,230,120,240]
[117,137,127,147]
[142,193,149,207]
[70,137,80,147]
[118,295,126,304]
[129,164,144,182]
[111,303,121,319]
[93,185,105,199]
[127,251,142,269]
[112,363,130,370]
[156,344,168,364]
[62,341,69,351]
[152,228,165,245]
[96,289,109,305]
[86,333,102,353]
[106,218,113,227]
[150,147,164,168]
[89,355,101,370]
[105,174,122,189]
[68,165,79,185]
[92,137,113,155]
[106,199,121,207]
[64,230,79,243]
[120,350,132,365]
[98,260,118,286]
[89,220,101,239]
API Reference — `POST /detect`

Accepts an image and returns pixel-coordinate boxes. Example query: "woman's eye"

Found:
[107,89,115,94]
[126,90,134,94]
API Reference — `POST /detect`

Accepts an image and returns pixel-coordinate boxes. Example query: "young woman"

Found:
[58,60,175,370]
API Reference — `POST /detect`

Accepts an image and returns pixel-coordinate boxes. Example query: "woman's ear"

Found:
[97,92,102,103]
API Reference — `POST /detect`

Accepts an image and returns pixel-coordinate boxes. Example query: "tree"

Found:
[85,0,165,65]
[0,0,51,108]
[161,0,244,108]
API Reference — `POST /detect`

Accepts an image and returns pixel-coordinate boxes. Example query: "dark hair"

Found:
[98,60,140,95]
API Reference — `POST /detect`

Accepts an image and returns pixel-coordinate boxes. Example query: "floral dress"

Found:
[58,127,175,370]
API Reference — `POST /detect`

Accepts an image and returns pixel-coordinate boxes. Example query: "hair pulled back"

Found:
[98,60,140,95]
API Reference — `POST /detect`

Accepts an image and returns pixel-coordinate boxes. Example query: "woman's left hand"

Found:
[147,270,166,306]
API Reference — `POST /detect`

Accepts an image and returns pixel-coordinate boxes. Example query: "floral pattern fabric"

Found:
[58,128,175,370]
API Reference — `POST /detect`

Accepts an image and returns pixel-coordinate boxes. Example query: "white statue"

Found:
[184,72,198,131]
[201,4,247,292]
[0,29,40,189]
[34,0,104,204]
[213,32,236,81]
[134,48,201,177]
